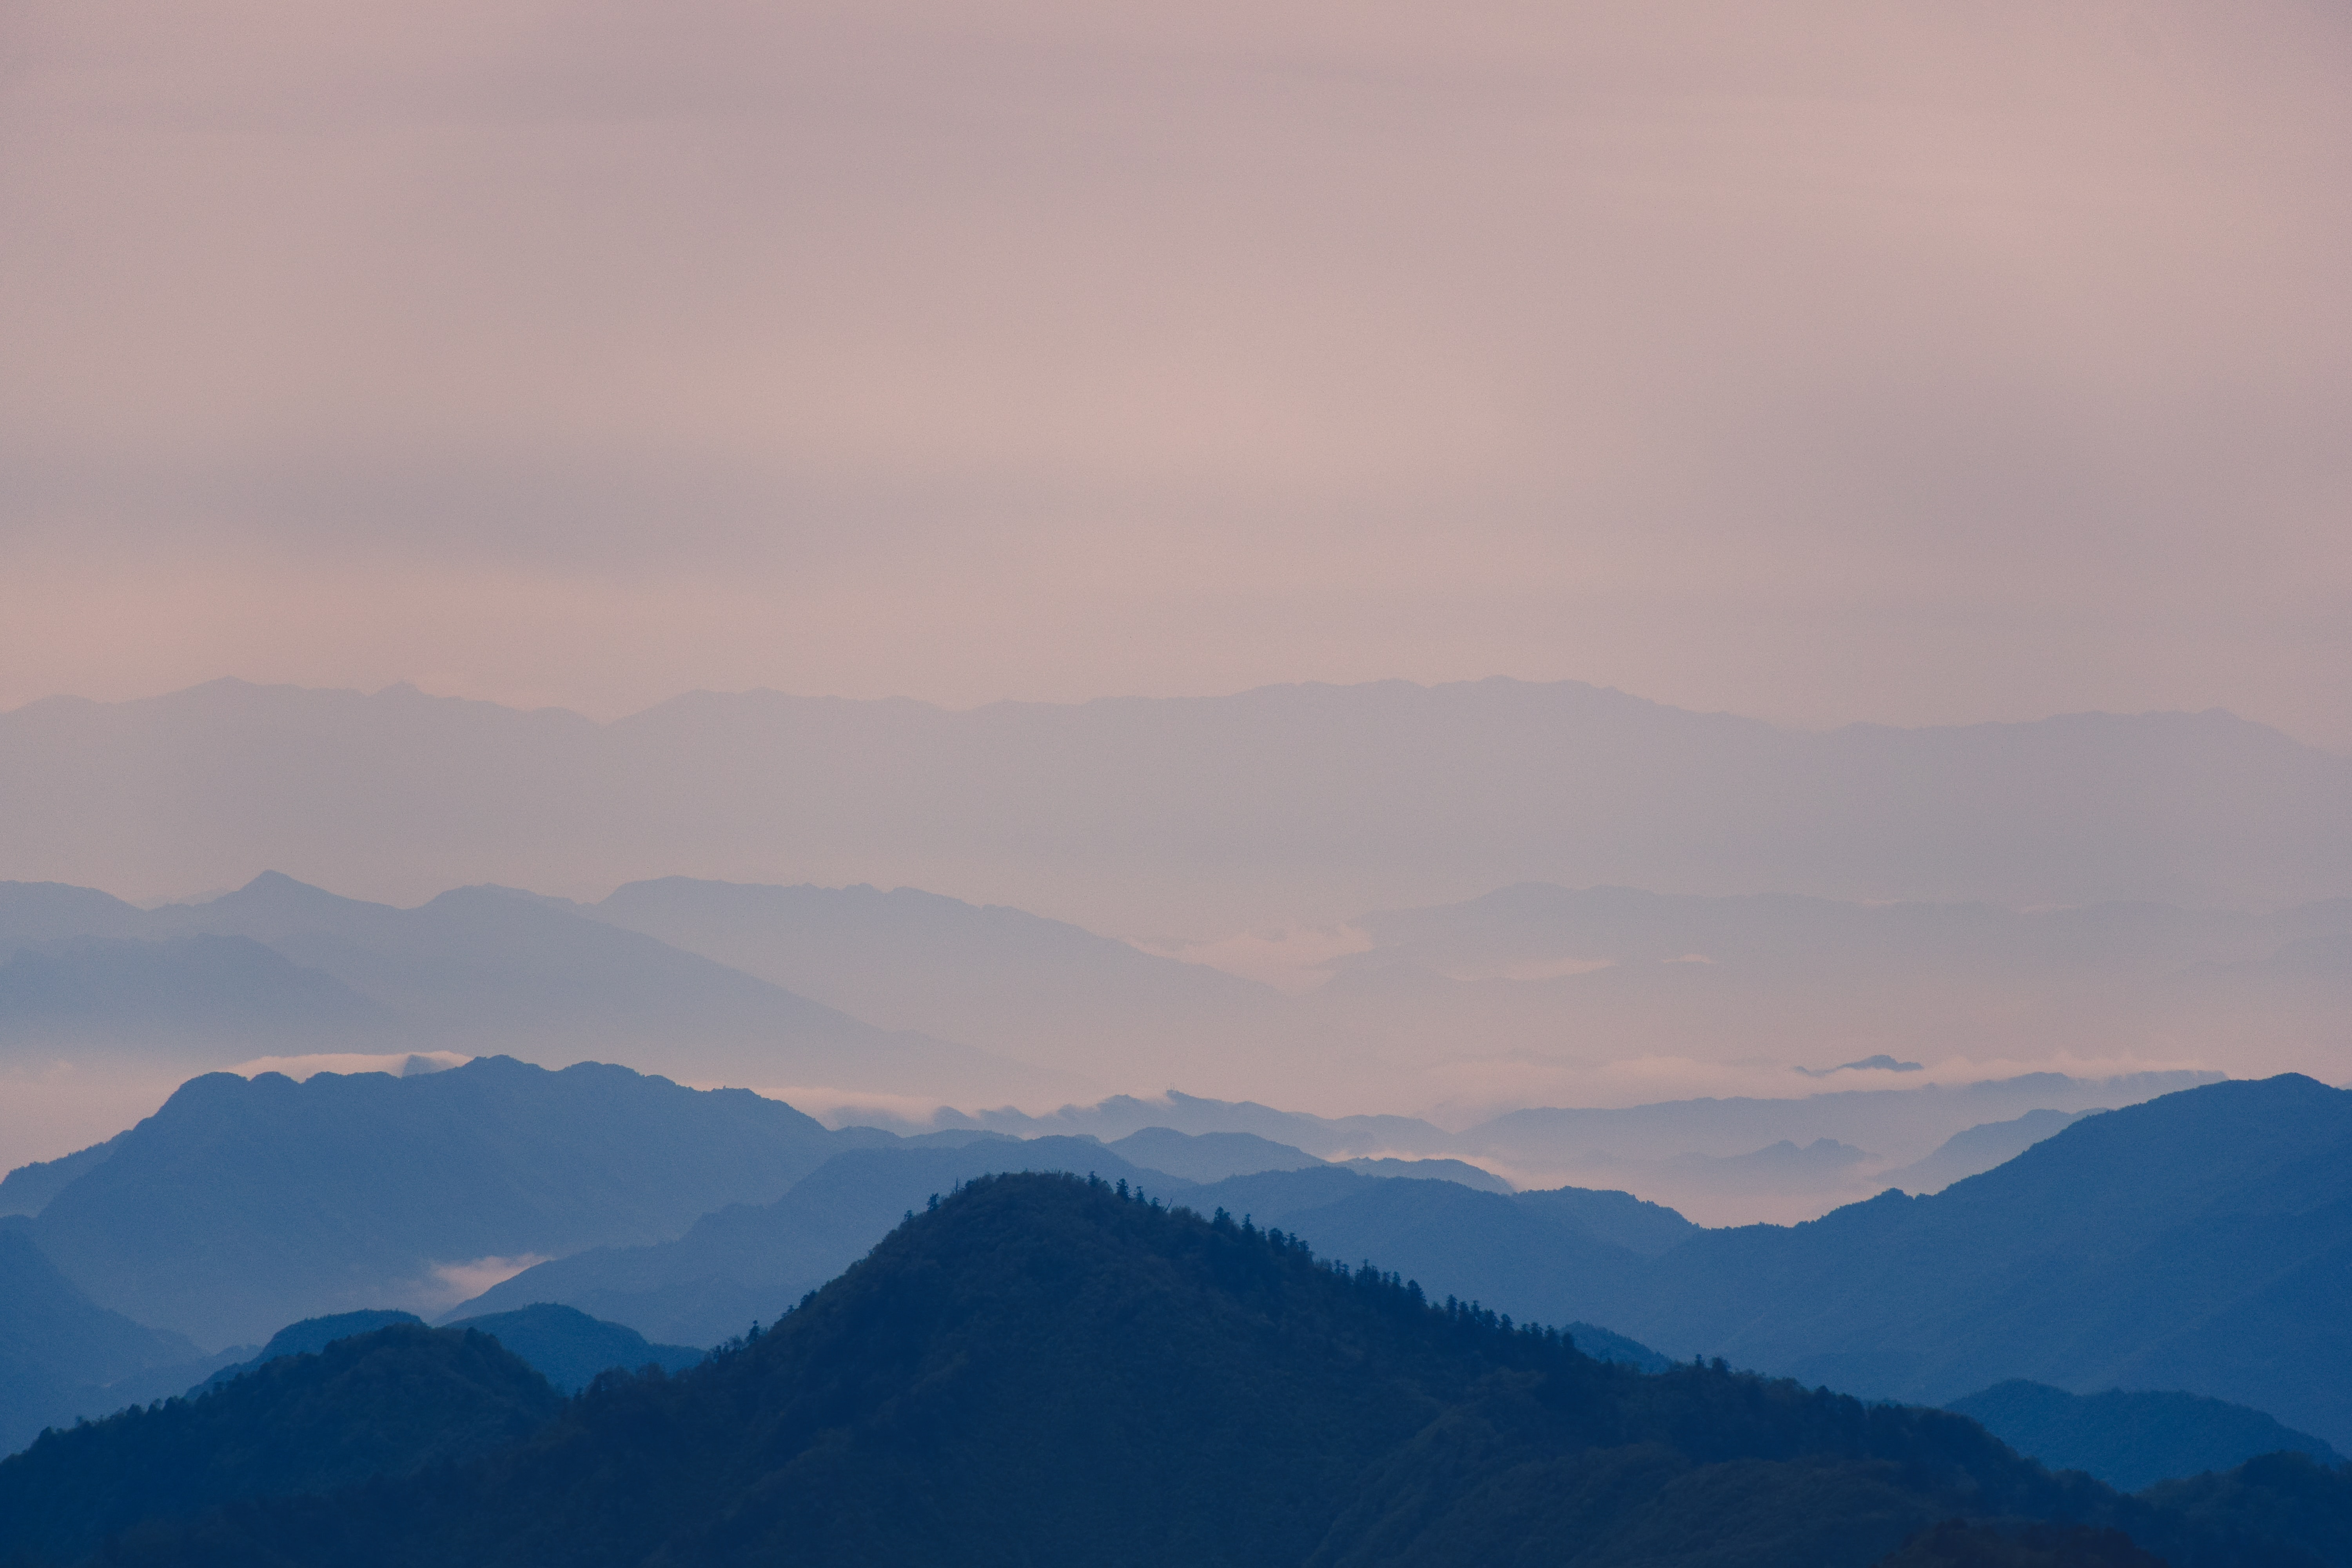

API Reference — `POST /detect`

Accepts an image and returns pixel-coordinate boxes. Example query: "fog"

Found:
[4,1,2349,746]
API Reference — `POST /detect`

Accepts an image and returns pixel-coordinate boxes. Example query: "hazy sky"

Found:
[6,2,2349,747]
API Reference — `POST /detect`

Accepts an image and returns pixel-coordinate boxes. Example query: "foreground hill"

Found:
[1553,1075,2352,1447]
[65,1174,2352,1568]
[24,1056,878,1345]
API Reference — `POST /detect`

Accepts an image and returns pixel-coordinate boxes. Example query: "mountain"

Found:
[192,1304,698,1403]
[195,1311,426,1392]
[1948,1381,2344,1492]
[447,1136,1187,1346]
[1886,1111,2105,1196]
[455,1134,1683,1353]
[5,678,2346,936]
[1452,1071,2216,1221]
[62,1173,2352,1568]
[0,1135,124,1218]
[1541,1075,2352,1448]
[955,1076,2212,1229]
[591,877,1284,1082]
[441,1304,703,1393]
[24,1056,878,1346]
[1102,1126,1324,1181]
[1337,1156,1515,1192]
[0,1224,203,1454]
[0,873,1074,1101]
[946,1089,1457,1157]
[0,1324,563,1566]
[0,934,390,1058]
[1172,1166,1697,1333]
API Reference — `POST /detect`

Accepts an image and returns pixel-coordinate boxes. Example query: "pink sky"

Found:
[5,1,2349,746]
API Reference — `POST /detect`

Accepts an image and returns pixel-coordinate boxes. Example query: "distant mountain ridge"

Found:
[4,677,2344,931]
[0,873,1074,1101]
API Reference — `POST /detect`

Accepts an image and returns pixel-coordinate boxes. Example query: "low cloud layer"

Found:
[5,2,2348,744]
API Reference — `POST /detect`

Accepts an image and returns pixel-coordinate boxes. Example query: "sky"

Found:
[4,1,2350,749]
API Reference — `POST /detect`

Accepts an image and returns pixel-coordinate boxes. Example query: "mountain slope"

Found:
[0,873,1074,1102]
[592,876,1284,1081]
[1949,1381,2343,1492]
[442,1304,703,1393]
[0,934,391,1056]
[0,1324,562,1566]
[459,1141,1690,1353]
[0,1225,201,1454]
[73,1174,2352,1568]
[26,1056,873,1345]
[1556,1076,2352,1446]
[448,1136,1186,1346]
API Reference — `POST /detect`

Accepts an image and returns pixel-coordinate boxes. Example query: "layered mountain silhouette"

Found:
[1949,1381,2343,1492]
[190,1305,700,1400]
[6,678,2348,929]
[5,863,2319,1218]
[449,1136,1194,1346]
[1542,1076,2352,1447]
[18,1056,882,1345]
[451,1133,1691,1350]
[0,873,1076,1100]
[592,876,1283,1081]
[0,1223,205,1453]
[27,1174,2352,1568]
[1884,1110,2105,1196]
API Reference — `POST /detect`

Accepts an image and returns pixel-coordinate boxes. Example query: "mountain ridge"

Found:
[6,676,2343,930]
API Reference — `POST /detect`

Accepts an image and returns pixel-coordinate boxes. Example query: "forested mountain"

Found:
[1547,1076,2352,1447]
[0,1324,561,1565]
[1949,1382,2343,1492]
[23,1057,880,1345]
[54,1175,2352,1568]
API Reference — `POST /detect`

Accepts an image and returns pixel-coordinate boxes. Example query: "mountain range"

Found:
[8,866,2276,1223]
[0,873,1074,1102]
[14,1174,2352,1568]
[1544,1076,2352,1447]
[1947,1381,2344,1493]
[5,677,2346,935]
[16,1056,872,1347]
